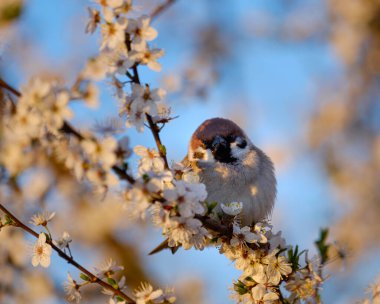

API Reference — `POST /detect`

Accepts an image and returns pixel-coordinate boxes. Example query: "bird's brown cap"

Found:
[190,118,246,151]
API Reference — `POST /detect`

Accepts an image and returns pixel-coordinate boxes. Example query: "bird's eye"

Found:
[236,137,247,149]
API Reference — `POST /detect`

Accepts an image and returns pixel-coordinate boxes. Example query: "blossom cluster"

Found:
[123,146,211,250]
[224,222,324,303]
[0,78,73,175]
[83,0,170,132]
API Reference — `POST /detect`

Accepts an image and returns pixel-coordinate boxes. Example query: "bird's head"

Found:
[188,118,252,167]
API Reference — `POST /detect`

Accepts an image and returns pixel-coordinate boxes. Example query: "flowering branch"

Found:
[0,203,136,303]
[124,40,170,170]
[0,77,136,185]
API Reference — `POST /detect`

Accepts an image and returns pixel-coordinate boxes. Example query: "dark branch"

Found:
[151,0,176,20]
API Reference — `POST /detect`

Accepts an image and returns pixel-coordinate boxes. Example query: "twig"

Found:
[0,203,135,303]
[129,61,170,169]
[151,0,176,20]
[0,78,21,97]
[195,214,231,236]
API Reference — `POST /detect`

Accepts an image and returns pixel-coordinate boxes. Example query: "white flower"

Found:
[129,45,164,72]
[285,271,318,300]
[44,91,73,129]
[95,0,123,9]
[85,7,101,34]
[106,49,134,75]
[31,233,52,268]
[100,19,127,50]
[221,201,243,216]
[127,15,158,51]
[251,283,279,303]
[122,99,147,132]
[151,101,171,124]
[134,282,163,304]
[86,167,119,187]
[0,138,31,175]
[12,106,41,138]
[120,84,166,131]
[253,222,269,244]
[132,83,166,110]
[134,145,165,174]
[21,77,51,106]
[150,202,169,227]
[82,137,117,168]
[110,75,125,99]
[63,272,81,303]
[159,287,176,303]
[262,250,292,285]
[82,81,99,108]
[54,232,72,250]
[115,136,131,165]
[114,0,133,15]
[145,170,173,193]
[163,180,206,218]
[94,258,124,279]
[268,230,286,250]
[230,225,260,248]
[165,216,204,249]
[123,187,151,220]
[81,56,108,81]
[30,211,56,226]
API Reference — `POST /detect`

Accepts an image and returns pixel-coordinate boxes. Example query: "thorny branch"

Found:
[0,203,136,303]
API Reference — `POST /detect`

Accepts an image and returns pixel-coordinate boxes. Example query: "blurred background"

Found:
[1,0,380,303]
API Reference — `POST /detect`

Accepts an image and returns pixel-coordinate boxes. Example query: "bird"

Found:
[184,117,276,226]
[149,117,276,254]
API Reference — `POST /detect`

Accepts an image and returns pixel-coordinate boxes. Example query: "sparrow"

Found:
[184,117,276,226]
[149,117,276,254]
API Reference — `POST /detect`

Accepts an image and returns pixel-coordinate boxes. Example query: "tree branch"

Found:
[0,203,135,303]
[0,78,21,98]
[151,0,176,20]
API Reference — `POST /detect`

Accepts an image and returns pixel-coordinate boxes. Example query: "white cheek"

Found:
[230,142,249,159]
[188,147,215,163]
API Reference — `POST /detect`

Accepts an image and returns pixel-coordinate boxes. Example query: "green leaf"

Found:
[314,228,330,264]
[206,201,218,214]
[159,144,166,155]
[287,245,306,271]
[107,278,118,289]
[4,214,14,225]
[80,273,90,282]
[142,174,150,183]
[210,237,219,243]
[233,280,249,295]
[116,296,126,302]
